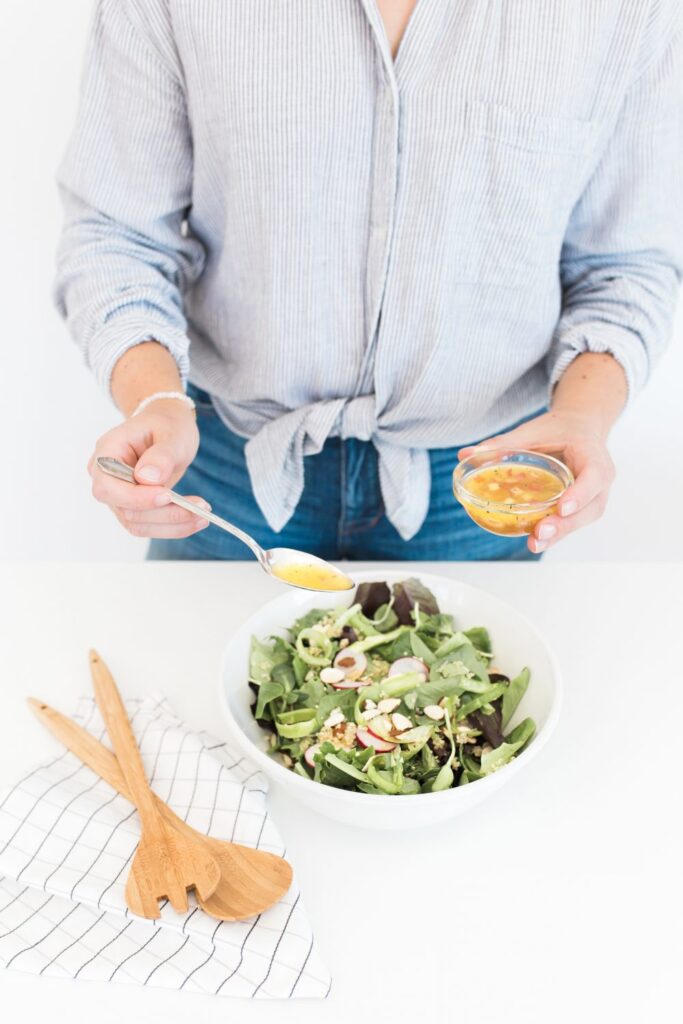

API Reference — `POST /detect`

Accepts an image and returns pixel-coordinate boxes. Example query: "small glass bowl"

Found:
[452,449,574,537]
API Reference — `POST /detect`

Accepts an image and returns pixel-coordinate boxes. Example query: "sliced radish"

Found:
[329,676,367,690]
[356,727,397,753]
[304,744,320,769]
[333,649,368,681]
[388,656,429,680]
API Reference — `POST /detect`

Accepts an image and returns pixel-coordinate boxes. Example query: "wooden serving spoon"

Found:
[88,650,222,918]
[27,697,293,921]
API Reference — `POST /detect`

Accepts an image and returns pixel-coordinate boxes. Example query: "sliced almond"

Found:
[423,704,445,721]
[364,698,377,709]
[323,708,345,728]
[391,712,412,733]
[361,707,381,721]
[369,714,392,736]
[377,697,401,714]
[320,667,346,685]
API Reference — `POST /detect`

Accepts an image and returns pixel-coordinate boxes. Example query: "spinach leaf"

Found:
[315,688,357,726]
[414,677,465,708]
[416,613,455,637]
[373,603,400,633]
[457,684,507,720]
[324,753,367,783]
[292,653,309,686]
[291,608,329,635]
[433,632,470,659]
[463,626,492,654]
[480,718,535,774]
[456,644,491,682]
[374,631,414,662]
[501,667,530,728]
[271,660,296,693]
[348,609,381,637]
[248,636,290,686]
[433,640,490,682]
[410,631,437,666]
[255,680,285,719]
[504,716,536,750]
[297,674,325,708]
[428,762,454,791]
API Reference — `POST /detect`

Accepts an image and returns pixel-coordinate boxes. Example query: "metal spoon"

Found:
[97,456,354,592]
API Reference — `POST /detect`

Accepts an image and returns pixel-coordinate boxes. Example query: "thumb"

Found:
[458,431,516,460]
[134,442,180,486]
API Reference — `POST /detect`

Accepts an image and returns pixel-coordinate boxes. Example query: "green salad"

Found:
[248,578,535,795]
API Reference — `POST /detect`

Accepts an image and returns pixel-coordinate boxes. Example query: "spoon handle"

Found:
[166,492,265,561]
[96,456,265,562]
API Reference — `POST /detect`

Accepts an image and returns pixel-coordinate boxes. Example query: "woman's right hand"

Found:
[88,400,210,539]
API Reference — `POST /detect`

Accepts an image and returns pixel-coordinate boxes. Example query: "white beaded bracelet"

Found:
[131,391,196,418]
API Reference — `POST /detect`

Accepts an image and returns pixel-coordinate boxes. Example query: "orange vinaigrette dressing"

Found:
[272,563,351,591]
[458,464,565,536]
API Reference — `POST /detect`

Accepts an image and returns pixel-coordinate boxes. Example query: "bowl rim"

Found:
[218,569,563,806]
[453,448,574,514]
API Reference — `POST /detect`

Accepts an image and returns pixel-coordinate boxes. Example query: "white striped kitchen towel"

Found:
[0,695,331,999]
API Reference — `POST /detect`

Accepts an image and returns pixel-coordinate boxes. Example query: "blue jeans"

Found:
[148,385,542,562]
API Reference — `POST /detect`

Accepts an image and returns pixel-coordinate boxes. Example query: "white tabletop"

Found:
[0,562,680,1024]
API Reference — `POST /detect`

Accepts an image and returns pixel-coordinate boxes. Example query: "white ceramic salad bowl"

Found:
[219,570,562,830]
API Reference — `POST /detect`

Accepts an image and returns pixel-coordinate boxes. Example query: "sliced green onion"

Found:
[295,627,334,666]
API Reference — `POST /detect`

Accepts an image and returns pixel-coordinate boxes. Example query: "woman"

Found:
[55,0,682,561]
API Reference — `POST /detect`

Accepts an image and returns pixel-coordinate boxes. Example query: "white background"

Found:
[1,0,681,563]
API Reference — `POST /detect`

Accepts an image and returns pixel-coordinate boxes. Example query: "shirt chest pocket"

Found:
[449,101,599,288]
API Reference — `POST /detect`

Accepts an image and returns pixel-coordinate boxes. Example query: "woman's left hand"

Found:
[458,409,616,554]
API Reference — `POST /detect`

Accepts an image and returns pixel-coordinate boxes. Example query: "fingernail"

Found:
[196,500,211,512]
[138,466,161,483]
[154,492,171,507]
[532,539,548,553]
[537,522,556,541]
[560,500,578,517]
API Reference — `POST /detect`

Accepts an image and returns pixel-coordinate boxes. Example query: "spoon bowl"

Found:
[97,457,353,592]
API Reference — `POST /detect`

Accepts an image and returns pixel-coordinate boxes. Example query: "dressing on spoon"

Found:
[272,562,352,591]
[97,457,354,592]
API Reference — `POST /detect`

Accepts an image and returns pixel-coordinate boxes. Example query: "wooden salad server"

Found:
[87,650,222,918]
[27,695,293,921]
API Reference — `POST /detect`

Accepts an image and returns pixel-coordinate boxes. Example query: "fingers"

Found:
[555,447,615,518]
[528,492,608,553]
[458,421,538,461]
[113,504,210,540]
[458,435,507,460]
[119,498,210,526]
[92,472,170,511]
[89,429,191,510]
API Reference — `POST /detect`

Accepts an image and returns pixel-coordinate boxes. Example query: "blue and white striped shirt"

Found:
[55,0,682,539]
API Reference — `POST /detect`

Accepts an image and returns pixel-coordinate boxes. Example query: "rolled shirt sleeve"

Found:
[548,4,683,401]
[54,0,205,392]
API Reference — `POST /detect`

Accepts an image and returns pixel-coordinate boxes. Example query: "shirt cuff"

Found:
[547,321,649,407]
[87,313,191,395]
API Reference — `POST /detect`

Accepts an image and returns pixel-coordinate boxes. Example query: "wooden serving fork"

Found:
[27,695,293,922]
[88,651,221,919]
